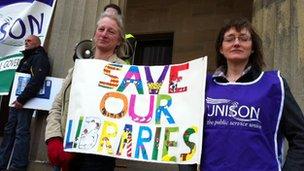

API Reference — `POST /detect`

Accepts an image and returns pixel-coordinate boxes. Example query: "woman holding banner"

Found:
[45,13,126,171]
[201,17,304,171]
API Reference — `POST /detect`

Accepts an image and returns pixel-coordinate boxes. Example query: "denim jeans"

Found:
[0,107,33,171]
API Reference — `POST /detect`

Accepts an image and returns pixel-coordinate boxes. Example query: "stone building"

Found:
[0,0,303,170]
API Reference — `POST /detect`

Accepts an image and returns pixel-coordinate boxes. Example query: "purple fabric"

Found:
[201,71,284,171]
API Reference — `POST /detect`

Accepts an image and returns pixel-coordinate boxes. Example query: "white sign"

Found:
[64,57,208,165]
[0,0,57,95]
[9,72,63,111]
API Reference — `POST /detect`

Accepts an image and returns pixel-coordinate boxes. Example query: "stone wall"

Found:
[253,0,304,111]
[125,0,253,71]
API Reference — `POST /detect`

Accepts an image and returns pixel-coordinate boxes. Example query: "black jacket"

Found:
[213,67,304,171]
[16,46,50,105]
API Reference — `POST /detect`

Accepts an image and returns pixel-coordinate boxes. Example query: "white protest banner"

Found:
[0,0,57,95]
[64,57,207,164]
[9,72,63,110]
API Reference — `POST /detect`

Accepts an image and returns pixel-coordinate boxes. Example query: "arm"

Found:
[281,79,304,170]
[45,69,73,141]
[45,69,74,168]
[17,51,50,104]
[45,88,64,141]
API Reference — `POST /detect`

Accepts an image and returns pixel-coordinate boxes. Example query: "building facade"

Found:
[0,0,303,170]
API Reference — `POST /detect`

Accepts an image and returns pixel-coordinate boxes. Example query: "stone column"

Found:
[252,0,304,111]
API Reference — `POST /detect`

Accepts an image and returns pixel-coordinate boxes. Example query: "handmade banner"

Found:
[64,57,207,164]
[9,72,63,110]
[0,0,57,95]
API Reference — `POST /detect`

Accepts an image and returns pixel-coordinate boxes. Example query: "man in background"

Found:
[104,3,137,64]
[0,35,50,171]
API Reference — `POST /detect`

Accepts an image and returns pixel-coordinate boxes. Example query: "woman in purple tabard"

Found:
[201,18,304,171]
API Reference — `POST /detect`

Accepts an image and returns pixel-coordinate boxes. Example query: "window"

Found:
[132,33,173,66]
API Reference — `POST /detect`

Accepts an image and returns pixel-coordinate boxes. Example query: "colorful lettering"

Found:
[155,94,175,124]
[152,127,161,160]
[98,63,123,89]
[145,65,169,94]
[180,126,198,161]
[129,94,154,123]
[169,63,189,93]
[100,92,128,119]
[97,121,118,154]
[78,117,101,150]
[117,66,144,94]
[64,120,74,149]
[73,116,84,148]
[116,124,133,157]
[135,126,152,160]
[162,127,178,162]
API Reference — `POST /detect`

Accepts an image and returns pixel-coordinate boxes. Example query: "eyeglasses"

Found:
[223,35,252,43]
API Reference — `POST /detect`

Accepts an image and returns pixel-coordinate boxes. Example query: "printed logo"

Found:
[0,12,44,47]
[206,97,261,123]
[16,76,51,99]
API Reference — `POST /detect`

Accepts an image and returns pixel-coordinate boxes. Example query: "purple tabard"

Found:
[201,71,284,171]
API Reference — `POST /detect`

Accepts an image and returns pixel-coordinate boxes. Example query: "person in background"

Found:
[103,3,122,16]
[0,35,50,171]
[201,17,304,171]
[45,13,127,171]
[104,3,136,64]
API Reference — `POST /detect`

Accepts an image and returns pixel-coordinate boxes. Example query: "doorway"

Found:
[132,33,173,66]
